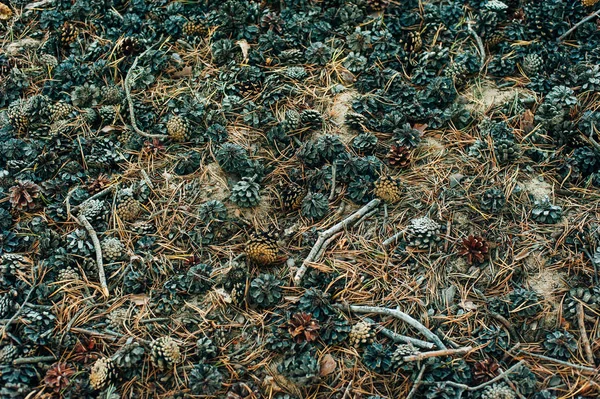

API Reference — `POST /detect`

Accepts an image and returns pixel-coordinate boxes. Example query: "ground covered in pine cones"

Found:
[1,0,600,398]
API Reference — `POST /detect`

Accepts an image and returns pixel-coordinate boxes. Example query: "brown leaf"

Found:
[413,123,428,133]
[130,294,150,306]
[319,354,336,377]
[172,66,192,77]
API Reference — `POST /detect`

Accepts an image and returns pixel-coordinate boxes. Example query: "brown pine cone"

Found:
[387,145,411,168]
[459,235,489,264]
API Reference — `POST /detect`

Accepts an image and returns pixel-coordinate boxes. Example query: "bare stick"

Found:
[383,229,405,248]
[124,40,168,140]
[467,20,485,68]
[489,311,519,342]
[314,232,343,260]
[329,163,337,201]
[0,284,36,339]
[13,356,56,365]
[294,199,381,284]
[558,10,600,42]
[78,214,109,298]
[340,380,353,399]
[403,346,472,362]
[406,365,427,399]
[336,303,447,349]
[422,361,525,391]
[518,350,597,374]
[577,303,595,365]
[363,317,434,349]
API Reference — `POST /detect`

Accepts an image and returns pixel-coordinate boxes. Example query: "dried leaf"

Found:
[172,66,192,77]
[236,39,250,62]
[130,294,150,306]
[319,354,336,377]
[413,123,428,133]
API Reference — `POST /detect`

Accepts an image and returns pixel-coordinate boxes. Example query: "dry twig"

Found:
[403,346,473,362]
[363,317,434,349]
[558,9,600,42]
[336,303,447,349]
[577,303,595,365]
[293,198,381,284]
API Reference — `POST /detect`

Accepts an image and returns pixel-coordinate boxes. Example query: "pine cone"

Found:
[373,175,403,203]
[459,236,489,264]
[150,336,182,370]
[473,359,500,384]
[167,115,191,142]
[349,321,375,347]
[387,145,411,168]
[182,21,207,36]
[119,37,142,57]
[279,183,306,211]
[116,189,141,221]
[9,180,41,210]
[245,231,279,266]
[89,357,117,390]
[286,312,320,343]
[60,22,78,45]
[44,362,75,393]
[582,0,600,6]
[367,0,389,11]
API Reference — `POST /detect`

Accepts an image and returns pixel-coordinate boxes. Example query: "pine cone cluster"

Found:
[459,235,489,264]
[245,231,279,266]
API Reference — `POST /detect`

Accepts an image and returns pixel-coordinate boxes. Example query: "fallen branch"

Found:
[13,356,56,365]
[363,317,434,349]
[466,20,485,68]
[489,311,519,342]
[382,229,405,248]
[577,303,595,365]
[0,283,36,339]
[406,365,427,399]
[403,346,472,362]
[293,199,381,284]
[124,39,168,140]
[65,188,111,298]
[518,350,597,374]
[78,214,109,298]
[422,361,525,392]
[558,9,600,42]
[336,303,447,349]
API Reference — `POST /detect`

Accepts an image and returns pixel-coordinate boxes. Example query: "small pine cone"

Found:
[9,180,41,211]
[486,32,505,48]
[480,382,516,399]
[119,37,142,57]
[116,189,141,221]
[107,308,130,331]
[367,0,389,11]
[582,0,599,6]
[7,106,29,133]
[78,199,104,220]
[166,115,191,142]
[387,145,411,168]
[401,31,422,53]
[345,112,369,130]
[98,105,117,123]
[0,3,13,20]
[150,336,182,370]
[57,267,79,281]
[89,357,117,390]
[245,231,279,266]
[405,216,442,249]
[183,21,207,36]
[50,101,74,122]
[459,235,489,264]
[60,22,79,45]
[0,293,13,318]
[373,175,403,203]
[101,237,125,262]
[279,183,306,211]
[391,344,420,368]
[522,54,544,76]
[349,321,375,347]
[101,86,124,105]
[0,344,18,365]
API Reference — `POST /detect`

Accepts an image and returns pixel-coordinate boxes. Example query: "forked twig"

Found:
[336,303,447,349]
[577,303,593,365]
[293,199,381,284]
[363,317,434,349]
[406,365,427,399]
[558,10,600,42]
[422,361,525,392]
[124,39,168,139]
[518,350,597,374]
